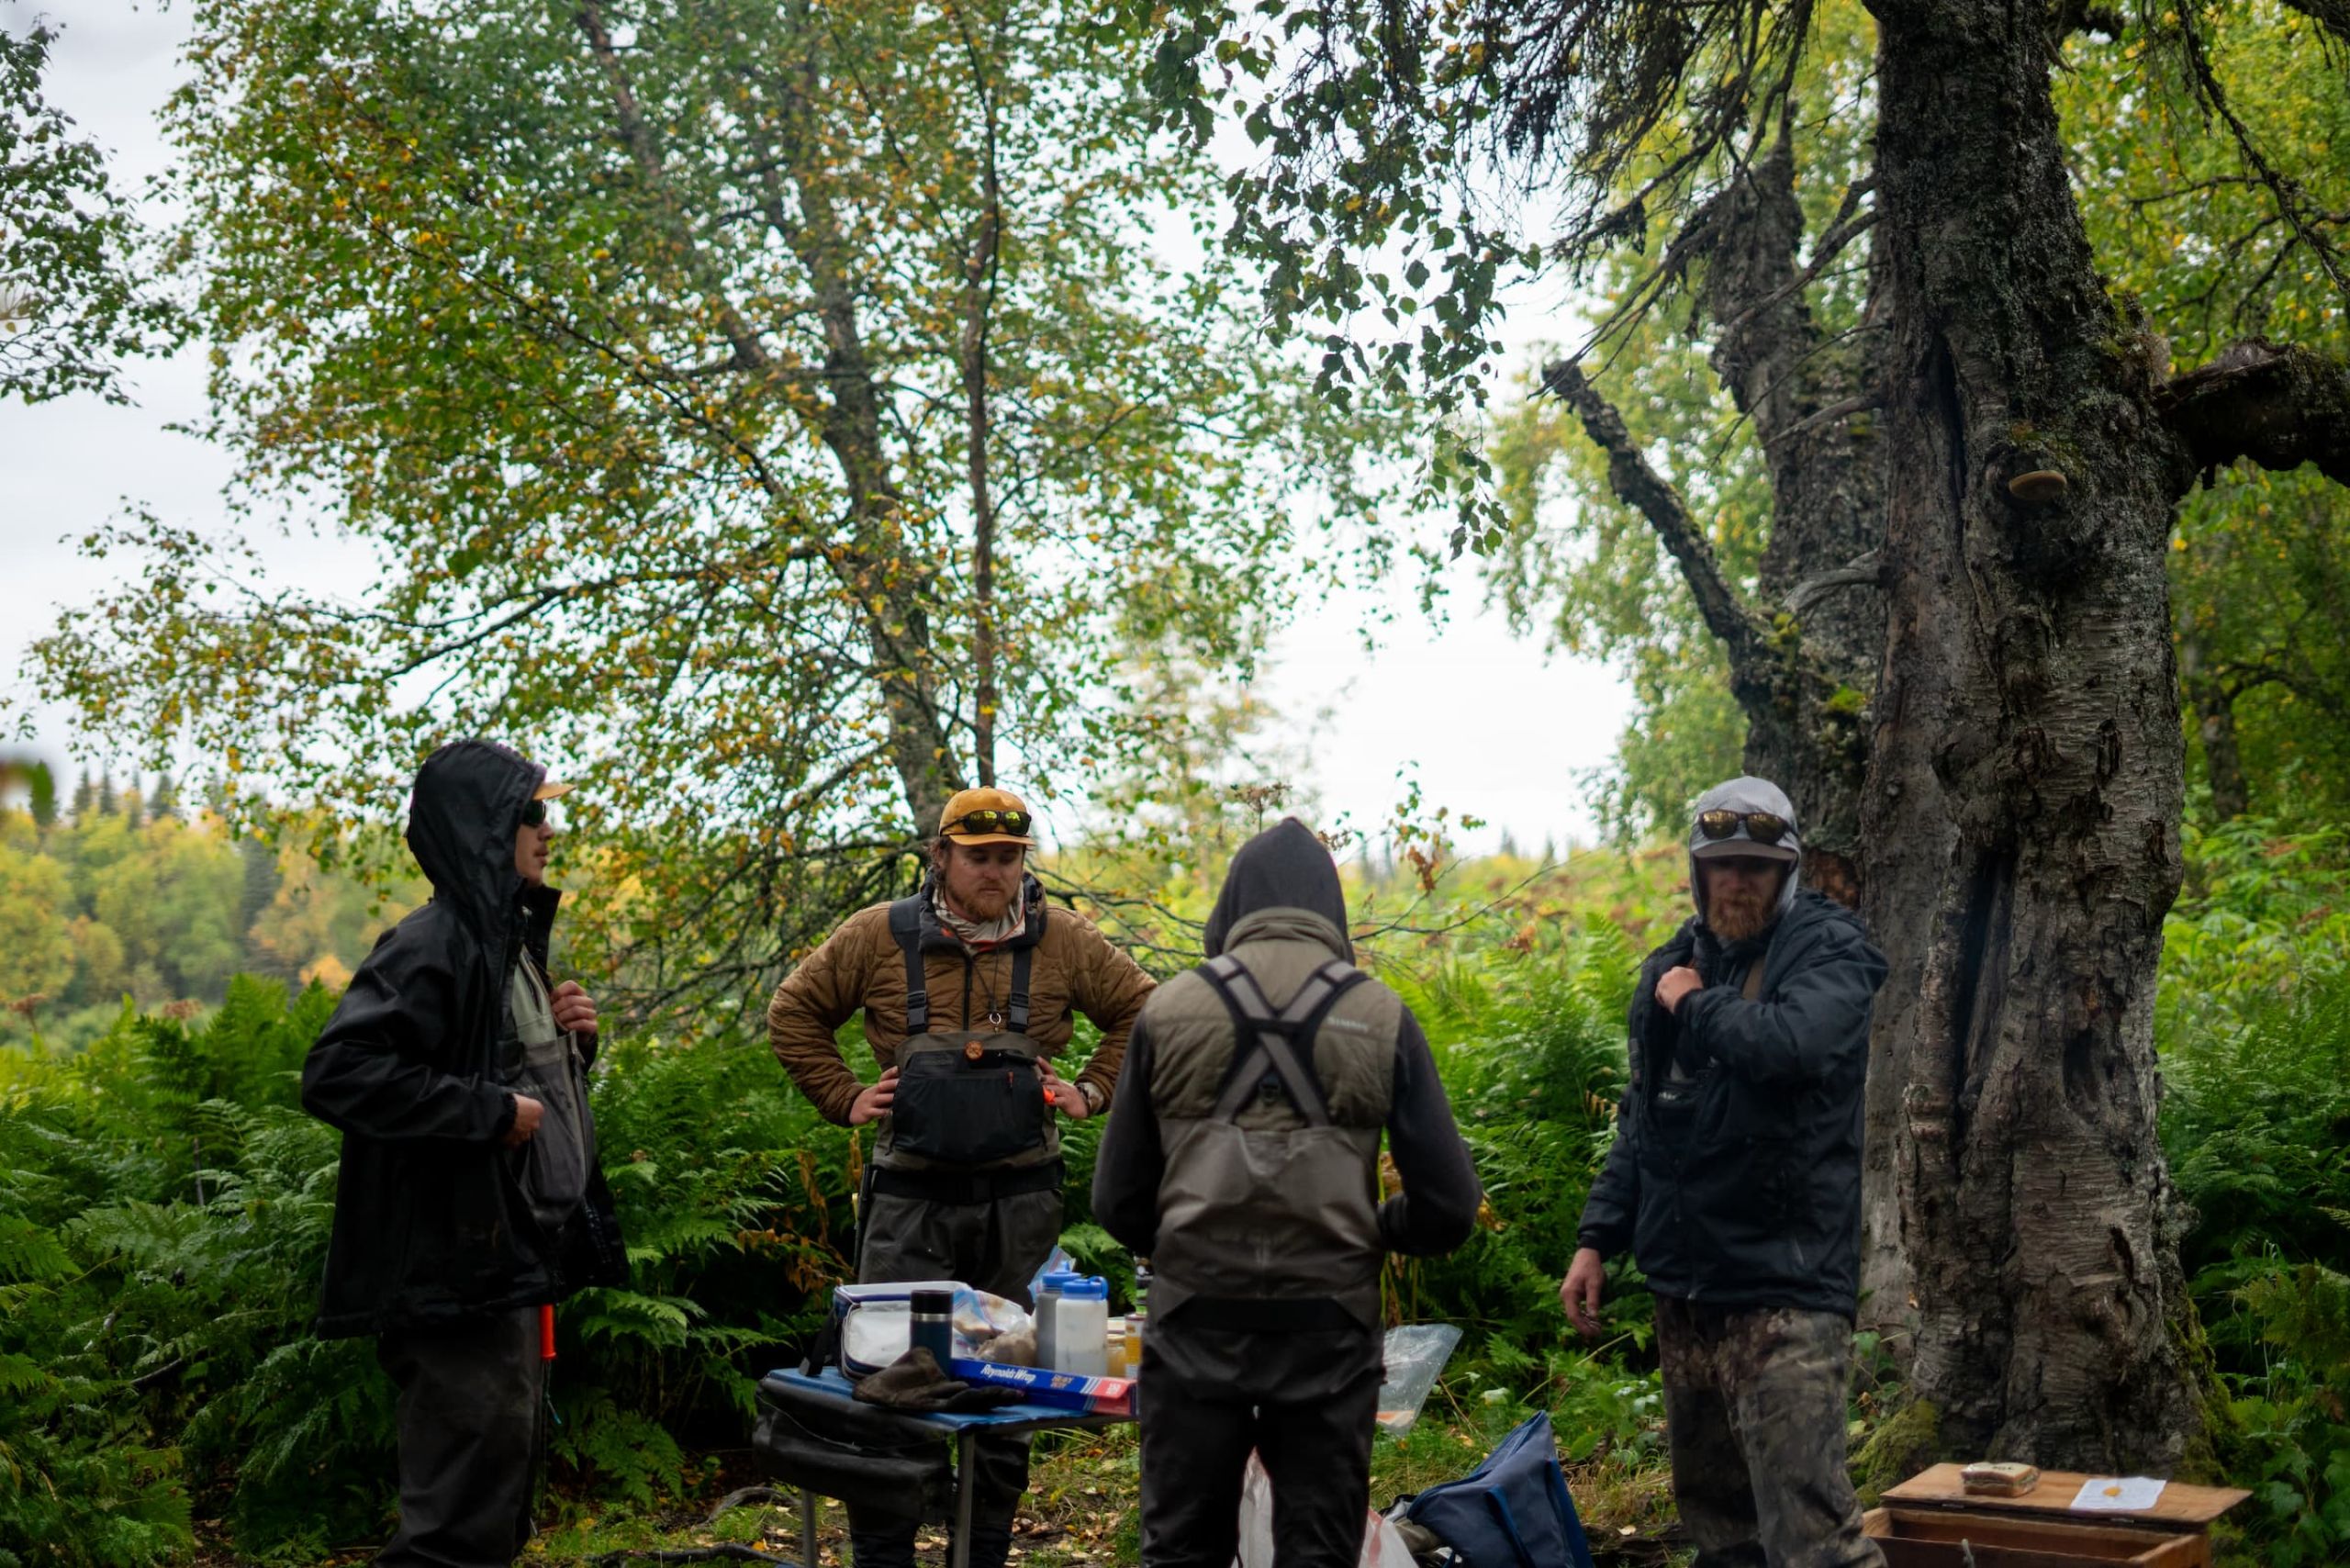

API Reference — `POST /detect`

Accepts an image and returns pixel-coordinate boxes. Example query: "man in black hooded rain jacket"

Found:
[1093,818,1481,1568]
[303,740,626,1567]
[1561,777,1887,1568]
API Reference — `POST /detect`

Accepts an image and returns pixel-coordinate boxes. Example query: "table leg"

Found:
[951,1430,978,1568]
[800,1487,819,1568]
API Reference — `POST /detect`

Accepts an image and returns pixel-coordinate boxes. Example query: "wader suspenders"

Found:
[872,895,1051,1206]
[888,894,1033,1034]
[1197,953,1366,1126]
[1182,953,1374,1334]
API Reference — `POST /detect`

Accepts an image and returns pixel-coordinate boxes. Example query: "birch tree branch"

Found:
[1539,358,1774,678]
[2157,339,2350,488]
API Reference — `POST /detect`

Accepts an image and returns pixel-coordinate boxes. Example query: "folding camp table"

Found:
[758,1366,1132,1568]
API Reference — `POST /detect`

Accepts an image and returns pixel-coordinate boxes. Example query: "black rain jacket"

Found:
[300,740,626,1338]
[1576,889,1888,1316]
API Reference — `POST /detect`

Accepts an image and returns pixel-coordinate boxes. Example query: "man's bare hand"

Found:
[1040,1060,1094,1120]
[1656,965,1704,1015]
[503,1093,545,1148]
[551,980,597,1036]
[849,1068,900,1126]
[1561,1247,1606,1338]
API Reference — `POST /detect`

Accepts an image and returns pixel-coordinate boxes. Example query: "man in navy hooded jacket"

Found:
[1562,778,1888,1568]
[303,740,625,1566]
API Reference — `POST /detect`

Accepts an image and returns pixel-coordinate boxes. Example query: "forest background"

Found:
[3,0,2347,1565]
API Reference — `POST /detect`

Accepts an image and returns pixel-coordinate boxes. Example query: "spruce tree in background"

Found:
[28,763,56,829]
[236,836,282,984]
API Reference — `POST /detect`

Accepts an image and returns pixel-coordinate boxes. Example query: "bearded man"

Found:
[766,786,1154,1568]
[1561,778,1890,1568]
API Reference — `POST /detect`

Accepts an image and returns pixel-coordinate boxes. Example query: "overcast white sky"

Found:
[2,2,1633,853]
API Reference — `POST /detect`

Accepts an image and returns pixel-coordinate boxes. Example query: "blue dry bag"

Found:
[1402,1411,1597,1568]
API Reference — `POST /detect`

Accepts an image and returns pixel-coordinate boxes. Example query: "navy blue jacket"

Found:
[1577,890,1887,1316]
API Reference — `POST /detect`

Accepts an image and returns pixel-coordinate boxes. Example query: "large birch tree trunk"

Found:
[1861,0,2204,1467]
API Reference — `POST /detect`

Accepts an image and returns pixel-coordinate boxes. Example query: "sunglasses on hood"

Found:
[1696,809,1792,846]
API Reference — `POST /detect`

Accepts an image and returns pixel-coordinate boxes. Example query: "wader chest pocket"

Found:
[890,1045,1048,1166]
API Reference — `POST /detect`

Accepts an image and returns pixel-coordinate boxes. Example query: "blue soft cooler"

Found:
[1402,1411,1596,1568]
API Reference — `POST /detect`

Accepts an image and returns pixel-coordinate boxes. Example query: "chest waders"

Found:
[864,896,1062,1216]
[1151,953,1386,1334]
[844,899,1067,1568]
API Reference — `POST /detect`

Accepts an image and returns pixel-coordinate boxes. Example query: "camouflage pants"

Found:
[1654,1298,1884,1568]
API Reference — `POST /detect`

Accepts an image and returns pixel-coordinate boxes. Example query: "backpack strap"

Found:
[1738,926,1778,1002]
[1198,954,1365,1126]
[888,896,930,1036]
[1005,942,1033,1034]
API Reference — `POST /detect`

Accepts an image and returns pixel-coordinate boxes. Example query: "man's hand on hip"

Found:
[1040,1060,1095,1120]
[848,1068,900,1126]
[1561,1246,1606,1338]
[502,1094,545,1148]
[1656,965,1703,1015]
[551,980,598,1036]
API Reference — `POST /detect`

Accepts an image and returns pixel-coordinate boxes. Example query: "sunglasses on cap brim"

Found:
[943,808,1032,837]
[1696,809,1792,846]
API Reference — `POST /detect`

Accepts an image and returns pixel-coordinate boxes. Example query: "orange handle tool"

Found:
[539,1303,556,1361]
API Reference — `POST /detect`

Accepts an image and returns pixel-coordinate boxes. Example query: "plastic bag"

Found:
[1375,1323,1464,1437]
[1025,1243,1076,1304]
[952,1286,1035,1361]
[1234,1453,1417,1568]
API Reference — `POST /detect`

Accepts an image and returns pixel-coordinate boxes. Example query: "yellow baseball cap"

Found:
[938,786,1035,846]
[533,778,574,801]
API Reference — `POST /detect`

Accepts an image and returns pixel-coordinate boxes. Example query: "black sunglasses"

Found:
[944,808,1032,837]
[520,798,551,828]
[1696,809,1791,846]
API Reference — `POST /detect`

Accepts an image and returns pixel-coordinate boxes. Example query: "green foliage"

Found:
[0,6,183,404]
[2054,4,2350,823]
[0,801,413,1051]
[0,976,352,1564]
[1378,913,1669,1479]
[28,0,1403,1027]
[2158,820,2350,1564]
[8,814,2348,1560]
[0,971,878,1558]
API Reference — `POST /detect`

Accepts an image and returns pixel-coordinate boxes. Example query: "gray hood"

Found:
[1686,776,1803,928]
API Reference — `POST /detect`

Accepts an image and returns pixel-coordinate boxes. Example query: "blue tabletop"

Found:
[767,1365,1129,1431]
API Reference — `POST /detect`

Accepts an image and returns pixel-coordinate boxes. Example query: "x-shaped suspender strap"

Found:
[890,895,1033,1035]
[1199,953,1364,1125]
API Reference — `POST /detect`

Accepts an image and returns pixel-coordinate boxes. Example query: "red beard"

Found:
[1707,884,1777,942]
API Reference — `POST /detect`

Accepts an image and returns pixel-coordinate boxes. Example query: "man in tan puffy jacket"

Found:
[767,786,1154,1568]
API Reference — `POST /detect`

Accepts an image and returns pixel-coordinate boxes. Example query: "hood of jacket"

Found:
[407,739,546,942]
[1686,776,1803,932]
[1206,817,1352,961]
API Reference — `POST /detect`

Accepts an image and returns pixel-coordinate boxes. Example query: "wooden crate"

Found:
[1868,1464,2251,1568]
[1863,1506,2204,1567]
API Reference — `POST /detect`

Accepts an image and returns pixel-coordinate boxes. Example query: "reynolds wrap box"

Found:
[951,1358,1134,1417]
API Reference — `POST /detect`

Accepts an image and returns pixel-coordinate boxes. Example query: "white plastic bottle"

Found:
[1034,1270,1079,1370]
[1057,1276,1110,1377]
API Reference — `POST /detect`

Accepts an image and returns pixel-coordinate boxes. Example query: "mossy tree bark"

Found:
[1856,0,2350,1467]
